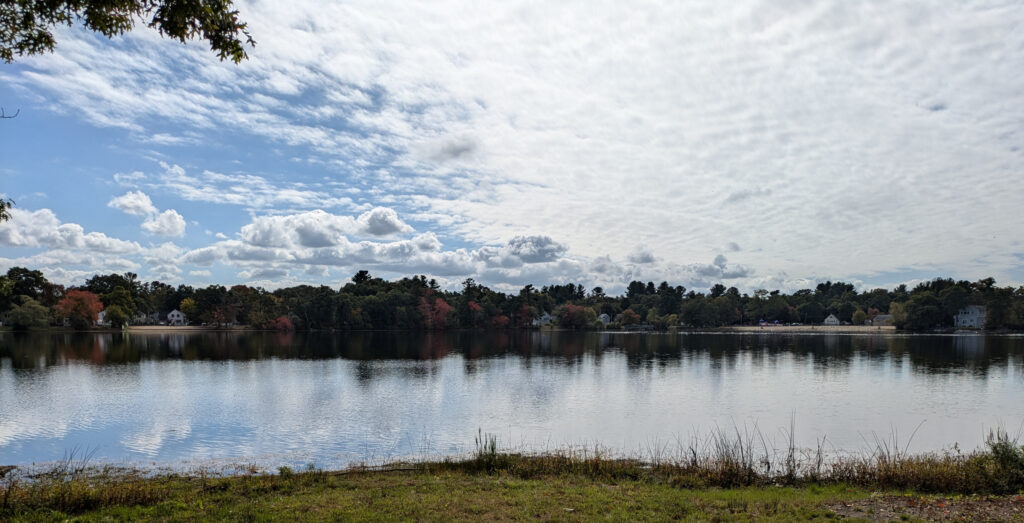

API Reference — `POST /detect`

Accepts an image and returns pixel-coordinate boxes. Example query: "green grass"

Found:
[2,468,867,521]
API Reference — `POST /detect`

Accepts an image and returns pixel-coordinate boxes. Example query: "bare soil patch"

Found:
[826,493,1024,521]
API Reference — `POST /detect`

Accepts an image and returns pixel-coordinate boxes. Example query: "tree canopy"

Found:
[3,265,1024,332]
[1,0,254,63]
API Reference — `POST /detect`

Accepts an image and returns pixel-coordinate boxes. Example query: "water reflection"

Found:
[0,331,1022,467]
[1,331,1021,375]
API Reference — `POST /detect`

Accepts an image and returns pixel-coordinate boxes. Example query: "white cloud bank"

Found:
[4,1,1024,289]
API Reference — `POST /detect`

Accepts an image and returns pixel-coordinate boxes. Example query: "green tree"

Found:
[711,296,739,326]
[179,297,197,319]
[1,0,254,63]
[851,309,867,325]
[903,292,944,331]
[104,304,130,329]
[8,296,49,329]
[102,286,137,318]
[889,301,907,329]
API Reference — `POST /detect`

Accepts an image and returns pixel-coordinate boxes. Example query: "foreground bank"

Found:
[4,434,1023,521]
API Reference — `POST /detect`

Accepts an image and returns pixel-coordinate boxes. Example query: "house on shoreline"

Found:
[531,312,552,327]
[954,305,986,329]
[871,314,893,326]
[167,309,188,326]
[823,314,840,326]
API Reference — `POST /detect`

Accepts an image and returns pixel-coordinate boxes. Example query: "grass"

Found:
[2,467,865,521]
[2,428,1023,520]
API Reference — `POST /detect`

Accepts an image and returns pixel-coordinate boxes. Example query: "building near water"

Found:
[954,305,986,329]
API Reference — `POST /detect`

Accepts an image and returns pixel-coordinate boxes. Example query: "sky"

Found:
[2,0,1023,295]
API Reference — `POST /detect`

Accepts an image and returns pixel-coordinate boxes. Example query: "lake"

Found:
[1,331,1022,469]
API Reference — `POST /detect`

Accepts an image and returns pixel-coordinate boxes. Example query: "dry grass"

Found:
[2,428,1022,519]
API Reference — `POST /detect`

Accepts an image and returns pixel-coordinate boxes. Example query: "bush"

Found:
[7,297,50,330]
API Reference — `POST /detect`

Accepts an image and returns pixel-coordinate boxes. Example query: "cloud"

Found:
[628,247,656,265]
[0,208,141,253]
[722,188,773,206]
[356,207,414,236]
[239,208,413,249]
[108,190,159,216]
[141,209,186,237]
[5,1,1024,291]
[108,189,187,238]
[121,163,357,211]
[506,236,566,263]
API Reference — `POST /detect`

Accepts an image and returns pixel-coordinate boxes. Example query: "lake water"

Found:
[1,331,1022,469]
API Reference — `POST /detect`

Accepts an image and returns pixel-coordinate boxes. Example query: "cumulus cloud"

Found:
[141,209,186,237]
[0,208,141,253]
[506,236,566,263]
[239,208,413,249]
[108,189,186,237]
[108,190,158,215]
[356,207,414,236]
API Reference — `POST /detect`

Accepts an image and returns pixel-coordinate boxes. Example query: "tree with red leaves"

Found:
[269,316,294,332]
[514,304,536,328]
[55,290,103,330]
[418,296,453,330]
[617,308,641,326]
[555,303,595,329]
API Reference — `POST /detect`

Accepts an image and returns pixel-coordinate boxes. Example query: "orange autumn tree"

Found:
[56,290,103,330]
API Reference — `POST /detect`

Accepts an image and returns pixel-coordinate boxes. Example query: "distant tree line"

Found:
[1,266,1023,332]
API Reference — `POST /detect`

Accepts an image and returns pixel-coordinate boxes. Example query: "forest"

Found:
[2,267,1023,332]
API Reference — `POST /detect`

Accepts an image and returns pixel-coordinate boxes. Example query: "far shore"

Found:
[126,325,263,334]
[713,324,899,334]
[0,324,989,335]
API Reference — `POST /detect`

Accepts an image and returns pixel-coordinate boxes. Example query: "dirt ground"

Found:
[826,493,1024,521]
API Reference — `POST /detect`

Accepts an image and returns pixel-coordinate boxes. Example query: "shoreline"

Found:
[3,441,1023,520]
[0,324,997,335]
[712,324,900,334]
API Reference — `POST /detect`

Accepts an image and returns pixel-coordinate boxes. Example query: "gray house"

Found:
[823,314,840,325]
[954,305,986,329]
[871,314,894,326]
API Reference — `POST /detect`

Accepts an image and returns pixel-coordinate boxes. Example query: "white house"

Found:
[531,312,553,327]
[954,305,986,329]
[598,313,611,326]
[823,314,840,325]
[167,309,188,326]
[96,310,109,326]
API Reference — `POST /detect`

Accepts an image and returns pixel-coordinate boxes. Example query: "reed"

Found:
[2,426,1023,518]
